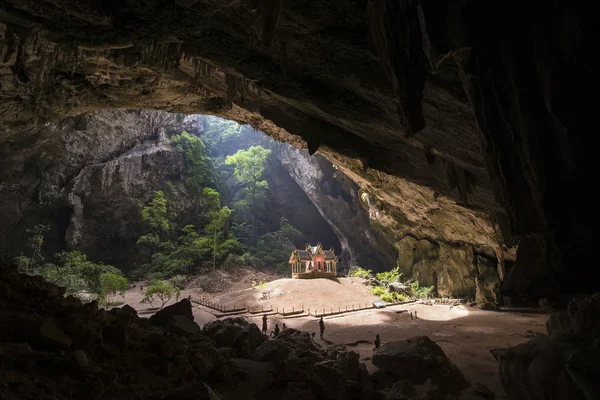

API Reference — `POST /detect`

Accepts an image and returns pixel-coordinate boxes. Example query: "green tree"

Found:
[37,250,124,299]
[171,131,213,195]
[14,224,51,274]
[138,190,172,252]
[99,273,128,304]
[202,187,232,269]
[225,146,272,242]
[142,280,181,309]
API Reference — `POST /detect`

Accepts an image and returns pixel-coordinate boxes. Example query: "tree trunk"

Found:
[213,230,217,270]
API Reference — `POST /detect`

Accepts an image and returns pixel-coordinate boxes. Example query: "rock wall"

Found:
[396,236,500,306]
[262,155,342,255]
[0,110,196,269]
[275,146,397,271]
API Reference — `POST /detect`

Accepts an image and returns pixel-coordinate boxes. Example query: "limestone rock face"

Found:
[493,293,600,400]
[276,146,397,270]
[372,336,469,394]
[0,110,197,269]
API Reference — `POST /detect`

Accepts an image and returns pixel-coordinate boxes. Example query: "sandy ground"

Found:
[118,275,547,399]
[208,276,377,313]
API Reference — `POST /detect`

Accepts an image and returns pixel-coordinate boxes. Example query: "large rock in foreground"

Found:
[493,293,600,400]
[149,298,194,327]
[372,336,469,394]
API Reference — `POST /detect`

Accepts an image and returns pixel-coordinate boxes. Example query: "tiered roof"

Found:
[290,244,337,263]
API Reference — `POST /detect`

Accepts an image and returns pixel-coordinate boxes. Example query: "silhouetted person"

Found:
[319,317,325,339]
[374,334,380,350]
[282,323,287,330]
[274,324,280,337]
[311,332,316,341]
[262,314,268,335]
[140,284,143,291]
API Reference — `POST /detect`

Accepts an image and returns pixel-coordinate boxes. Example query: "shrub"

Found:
[375,267,402,283]
[252,279,268,290]
[409,281,434,299]
[142,280,181,309]
[371,286,386,296]
[169,274,188,289]
[349,267,373,279]
[99,273,128,304]
[380,292,395,302]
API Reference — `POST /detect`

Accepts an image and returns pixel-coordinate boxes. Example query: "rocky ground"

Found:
[2,265,598,399]
[118,273,549,398]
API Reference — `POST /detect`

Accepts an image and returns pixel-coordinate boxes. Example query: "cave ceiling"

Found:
[0,0,496,212]
[1,1,594,296]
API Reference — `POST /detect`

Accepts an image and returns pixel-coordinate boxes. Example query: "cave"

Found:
[0,1,597,400]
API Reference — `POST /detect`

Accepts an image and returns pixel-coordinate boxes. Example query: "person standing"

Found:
[319,317,325,339]
[274,324,280,337]
[374,334,380,350]
[262,314,268,335]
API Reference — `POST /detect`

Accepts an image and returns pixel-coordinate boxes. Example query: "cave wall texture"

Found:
[0,1,593,300]
[0,110,200,268]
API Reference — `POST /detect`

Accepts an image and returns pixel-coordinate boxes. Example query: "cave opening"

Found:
[0,1,596,399]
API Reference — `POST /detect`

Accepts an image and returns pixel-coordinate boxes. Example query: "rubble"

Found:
[0,264,479,399]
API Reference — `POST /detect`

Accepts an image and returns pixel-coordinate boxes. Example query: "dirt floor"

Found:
[119,274,547,399]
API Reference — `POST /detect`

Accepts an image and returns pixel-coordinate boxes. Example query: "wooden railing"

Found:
[191,297,246,313]
[191,298,415,319]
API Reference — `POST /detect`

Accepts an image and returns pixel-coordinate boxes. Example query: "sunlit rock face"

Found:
[275,146,397,271]
[0,110,197,268]
[0,1,593,299]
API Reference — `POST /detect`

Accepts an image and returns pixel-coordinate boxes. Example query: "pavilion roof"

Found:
[323,250,337,260]
[296,250,312,261]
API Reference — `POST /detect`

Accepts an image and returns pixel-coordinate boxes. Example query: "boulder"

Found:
[29,318,72,350]
[150,299,194,327]
[345,379,363,400]
[326,344,347,360]
[161,382,221,400]
[61,319,102,350]
[372,336,468,393]
[222,317,249,327]
[276,328,321,353]
[254,340,290,362]
[189,341,221,378]
[475,256,501,309]
[493,294,600,400]
[233,324,266,356]
[281,381,316,400]
[120,304,138,316]
[545,311,570,336]
[67,350,90,368]
[203,320,244,348]
[371,370,393,390]
[385,380,439,400]
[388,283,409,295]
[359,363,373,391]
[334,351,360,381]
[102,323,129,350]
[169,315,203,338]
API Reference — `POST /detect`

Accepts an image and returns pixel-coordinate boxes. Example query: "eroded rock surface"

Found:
[493,293,600,400]
[372,336,469,394]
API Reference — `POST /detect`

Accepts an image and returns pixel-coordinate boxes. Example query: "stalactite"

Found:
[424,144,435,164]
[194,58,215,81]
[279,41,288,78]
[367,0,427,137]
[258,0,281,46]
